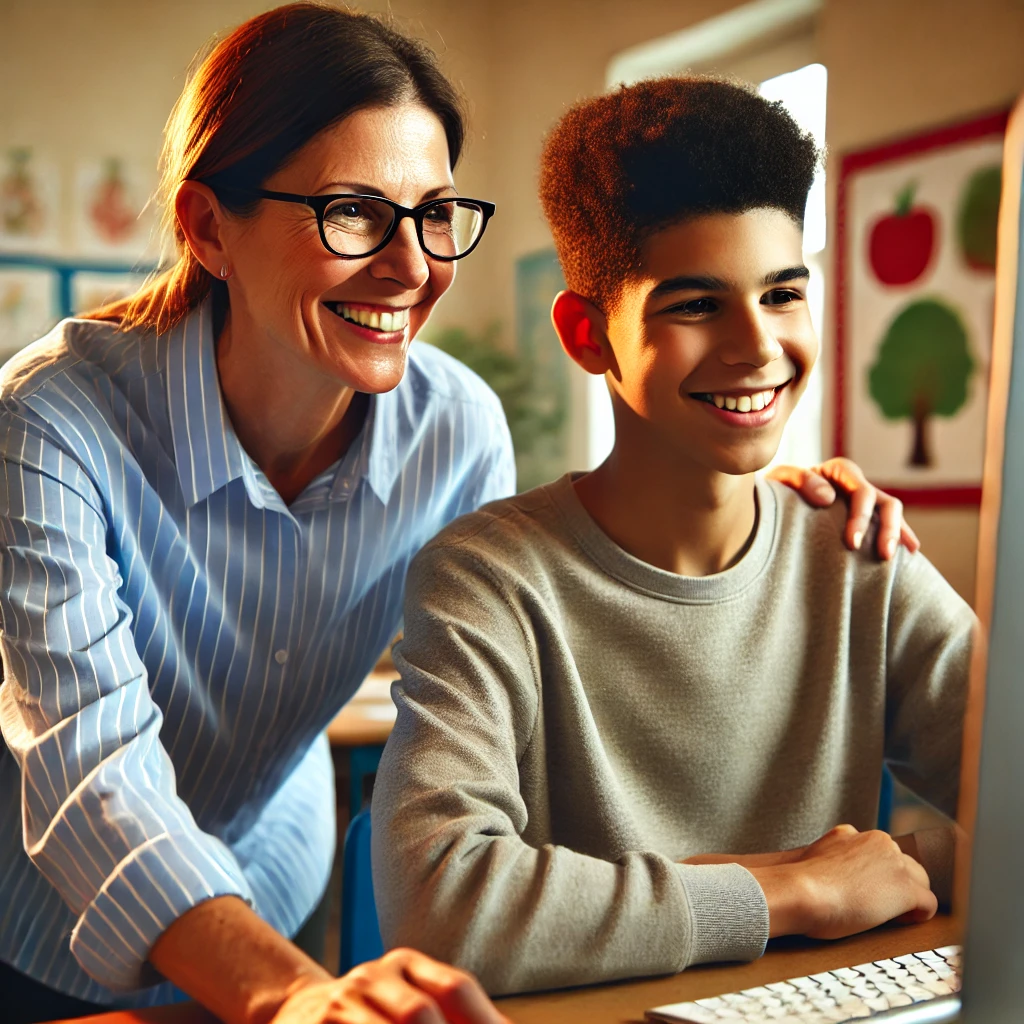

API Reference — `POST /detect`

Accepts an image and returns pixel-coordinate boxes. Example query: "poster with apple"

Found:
[835,109,1008,504]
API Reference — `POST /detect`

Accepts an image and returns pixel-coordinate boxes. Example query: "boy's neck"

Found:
[573,442,759,578]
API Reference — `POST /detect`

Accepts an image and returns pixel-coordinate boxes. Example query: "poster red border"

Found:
[833,108,1010,506]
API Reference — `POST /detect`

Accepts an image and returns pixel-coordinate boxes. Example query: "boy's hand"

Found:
[767,457,921,561]
[269,949,511,1024]
[750,825,938,941]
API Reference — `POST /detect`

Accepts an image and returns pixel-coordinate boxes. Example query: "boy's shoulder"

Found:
[417,479,565,563]
[767,477,974,628]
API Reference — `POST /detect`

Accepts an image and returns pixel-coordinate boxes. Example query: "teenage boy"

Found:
[371,78,973,996]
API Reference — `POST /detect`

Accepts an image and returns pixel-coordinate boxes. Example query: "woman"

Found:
[0,4,914,1023]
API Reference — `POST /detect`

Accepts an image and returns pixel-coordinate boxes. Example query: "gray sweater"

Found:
[372,476,974,995]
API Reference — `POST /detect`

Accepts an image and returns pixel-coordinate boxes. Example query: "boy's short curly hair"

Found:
[539,76,821,313]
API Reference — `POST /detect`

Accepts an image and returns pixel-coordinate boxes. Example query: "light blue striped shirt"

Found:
[0,300,515,1005]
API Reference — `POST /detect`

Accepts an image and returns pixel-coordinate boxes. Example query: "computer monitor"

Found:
[958,90,1024,1024]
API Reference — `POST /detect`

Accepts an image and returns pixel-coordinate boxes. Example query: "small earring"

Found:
[219,264,230,279]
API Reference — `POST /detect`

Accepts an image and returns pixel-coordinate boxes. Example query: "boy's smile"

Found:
[607,207,817,478]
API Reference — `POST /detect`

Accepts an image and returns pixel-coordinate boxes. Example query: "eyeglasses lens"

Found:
[323,198,395,256]
[321,198,484,258]
[420,201,485,258]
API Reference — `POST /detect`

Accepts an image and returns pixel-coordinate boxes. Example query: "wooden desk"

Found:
[51,916,959,1024]
[500,916,960,1024]
[326,670,398,748]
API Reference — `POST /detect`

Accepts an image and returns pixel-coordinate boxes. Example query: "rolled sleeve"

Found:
[0,422,250,990]
[73,830,251,990]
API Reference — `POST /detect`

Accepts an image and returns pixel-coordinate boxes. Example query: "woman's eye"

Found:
[762,288,803,306]
[424,205,454,223]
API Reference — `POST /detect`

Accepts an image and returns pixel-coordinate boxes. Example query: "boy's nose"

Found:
[720,306,785,367]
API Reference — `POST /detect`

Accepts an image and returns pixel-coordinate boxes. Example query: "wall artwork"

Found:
[0,268,58,364]
[835,109,1008,504]
[74,158,154,259]
[0,148,61,253]
[71,270,149,317]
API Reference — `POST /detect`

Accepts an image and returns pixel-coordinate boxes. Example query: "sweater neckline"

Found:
[544,473,778,604]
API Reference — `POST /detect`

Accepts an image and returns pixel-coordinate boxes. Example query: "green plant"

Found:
[426,322,567,484]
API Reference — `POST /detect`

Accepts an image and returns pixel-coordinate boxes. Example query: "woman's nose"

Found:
[369,217,431,290]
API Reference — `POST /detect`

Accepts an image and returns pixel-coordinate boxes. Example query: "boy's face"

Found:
[605,208,817,477]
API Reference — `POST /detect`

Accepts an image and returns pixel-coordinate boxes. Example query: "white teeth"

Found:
[708,387,778,412]
[336,305,409,332]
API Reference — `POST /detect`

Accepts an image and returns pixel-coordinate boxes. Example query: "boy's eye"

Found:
[762,288,803,306]
[669,297,718,316]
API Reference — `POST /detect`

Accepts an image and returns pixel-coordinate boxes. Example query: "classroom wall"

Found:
[4,0,1024,602]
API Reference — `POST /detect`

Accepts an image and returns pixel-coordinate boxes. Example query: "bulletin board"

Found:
[834,109,1009,505]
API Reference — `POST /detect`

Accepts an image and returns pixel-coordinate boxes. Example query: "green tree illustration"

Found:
[868,298,974,468]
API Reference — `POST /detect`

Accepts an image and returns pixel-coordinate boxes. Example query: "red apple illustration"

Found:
[868,183,937,286]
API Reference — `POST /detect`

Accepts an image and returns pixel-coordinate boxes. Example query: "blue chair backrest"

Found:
[340,808,384,973]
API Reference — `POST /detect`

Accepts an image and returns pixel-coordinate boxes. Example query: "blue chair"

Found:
[878,764,894,832]
[348,743,385,817]
[340,808,384,972]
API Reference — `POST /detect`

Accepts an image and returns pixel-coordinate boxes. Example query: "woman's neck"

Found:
[215,312,369,505]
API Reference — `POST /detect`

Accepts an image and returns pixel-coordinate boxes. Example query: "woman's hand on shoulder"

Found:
[767,457,920,561]
[269,949,511,1024]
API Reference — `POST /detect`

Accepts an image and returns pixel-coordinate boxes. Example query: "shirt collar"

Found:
[165,300,247,508]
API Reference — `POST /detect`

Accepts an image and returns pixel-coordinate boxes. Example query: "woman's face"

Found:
[219,102,457,394]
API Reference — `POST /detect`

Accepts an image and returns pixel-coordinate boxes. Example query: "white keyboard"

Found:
[646,946,962,1023]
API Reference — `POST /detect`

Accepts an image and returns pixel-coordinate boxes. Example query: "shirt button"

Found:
[274,650,288,665]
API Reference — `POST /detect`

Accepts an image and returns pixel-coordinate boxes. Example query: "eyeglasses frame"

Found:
[207,184,496,262]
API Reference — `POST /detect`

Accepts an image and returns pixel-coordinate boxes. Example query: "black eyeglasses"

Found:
[210,185,495,261]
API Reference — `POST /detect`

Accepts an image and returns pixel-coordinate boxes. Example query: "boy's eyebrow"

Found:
[763,265,811,284]
[649,265,810,298]
[649,274,730,297]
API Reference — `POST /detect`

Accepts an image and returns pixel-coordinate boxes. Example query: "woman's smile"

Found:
[323,300,412,344]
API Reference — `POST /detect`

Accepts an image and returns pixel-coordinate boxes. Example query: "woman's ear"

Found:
[551,290,613,375]
[175,181,231,277]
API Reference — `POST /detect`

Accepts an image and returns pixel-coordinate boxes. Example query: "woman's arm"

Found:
[0,416,256,990]
[150,897,510,1024]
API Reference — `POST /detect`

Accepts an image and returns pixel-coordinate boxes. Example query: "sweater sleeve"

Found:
[884,546,977,900]
[0,415,253,991]
[371,537,768,996]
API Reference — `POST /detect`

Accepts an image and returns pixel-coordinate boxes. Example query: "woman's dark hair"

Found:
[539,76,820,314]
[88,2,466,333]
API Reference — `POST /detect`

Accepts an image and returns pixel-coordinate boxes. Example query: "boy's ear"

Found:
[551,291,613,375]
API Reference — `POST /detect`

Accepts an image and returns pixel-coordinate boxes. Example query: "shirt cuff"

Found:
[70,830,253,991]
[677,862,770,966]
